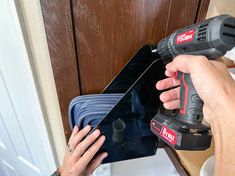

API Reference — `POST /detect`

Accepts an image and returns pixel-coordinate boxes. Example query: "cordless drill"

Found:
[150,14,235,150]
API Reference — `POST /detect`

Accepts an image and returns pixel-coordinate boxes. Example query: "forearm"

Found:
[212,98,235,176]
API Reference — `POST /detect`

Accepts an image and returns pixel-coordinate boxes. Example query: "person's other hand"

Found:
[59,125,107,176]
[156,55,235,127]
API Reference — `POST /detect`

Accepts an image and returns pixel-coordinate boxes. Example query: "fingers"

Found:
[72,129,101,159]
[69,125,91,151]
[159,87,180,110]
[166,55,190,73]
[156,77,180,90]
[70,125,79,139]
[157,55,208,91]
[163,99,180,109]
[87,152,108,175]
[165,70,175,77]
[160,87,180,102]
[77,135,106,167]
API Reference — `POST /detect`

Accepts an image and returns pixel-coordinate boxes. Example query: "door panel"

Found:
[1,160,18,176]
[0,75,33,164]
[0,54,42,176]
[72,0,199,94]
[165,0,199,34]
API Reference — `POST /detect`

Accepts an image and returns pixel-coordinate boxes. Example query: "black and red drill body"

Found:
[151,14,235,150]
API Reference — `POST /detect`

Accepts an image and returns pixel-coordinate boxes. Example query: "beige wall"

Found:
[206,0,235,65]
[18,0,66,165]
[207,0,235,18]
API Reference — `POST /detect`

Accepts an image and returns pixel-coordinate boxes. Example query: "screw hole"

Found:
[196,115,201,120]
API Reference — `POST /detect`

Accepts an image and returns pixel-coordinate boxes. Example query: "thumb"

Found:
[166,55,209,74]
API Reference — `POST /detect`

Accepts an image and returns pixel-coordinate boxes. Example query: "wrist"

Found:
[57,167,63,176]
[51,168,61,176]
[211,94,235,138]
[212,99,235,176]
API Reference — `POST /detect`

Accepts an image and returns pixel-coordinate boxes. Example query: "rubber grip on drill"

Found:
[177,72,204,125]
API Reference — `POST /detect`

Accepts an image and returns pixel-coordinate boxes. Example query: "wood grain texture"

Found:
[72,0,201,94]
[165,146,189,176]
[165,0,199,35]
[176,139,214,176]
[195,0,210,22]
[40,0,80,139]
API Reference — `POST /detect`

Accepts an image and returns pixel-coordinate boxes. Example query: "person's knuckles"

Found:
[156,82,168,90]
[89,130,100,141]
[167,77,180,88]
[69,137,79,149]
[72,126,91,144]
[172,87,180,99]
[164,99,180,109]
[160,92,172,102]
[157,78,177,90]
[80,125,91,135]
[87,136,105,153]
[164,90,179,102]
[77,143,89,156]
[190,55,209,72]
[173,55,208,73]
[159,93,166,102]
[96,136,106,146]
[70,128,78,140]
[166,62,176,72]
[165,70,175,77]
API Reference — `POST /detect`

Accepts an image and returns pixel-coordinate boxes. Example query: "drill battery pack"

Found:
[150,107,211,150]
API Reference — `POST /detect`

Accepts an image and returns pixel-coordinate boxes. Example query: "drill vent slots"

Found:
[197,23,208,41]
[223,23,235,39]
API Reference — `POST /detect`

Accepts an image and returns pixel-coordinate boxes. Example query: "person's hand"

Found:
[156,55,235,127]
[156,55,235,176]
[59,125,107,176]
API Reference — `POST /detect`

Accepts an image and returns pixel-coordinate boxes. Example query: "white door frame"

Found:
[0,0,57,174]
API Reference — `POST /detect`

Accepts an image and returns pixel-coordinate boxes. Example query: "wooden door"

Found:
[73,0,203,94]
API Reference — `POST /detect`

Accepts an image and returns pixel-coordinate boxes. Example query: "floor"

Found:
[94,148,179,176]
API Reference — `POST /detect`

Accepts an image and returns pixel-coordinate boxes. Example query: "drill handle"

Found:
[176,72,204,125]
